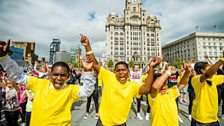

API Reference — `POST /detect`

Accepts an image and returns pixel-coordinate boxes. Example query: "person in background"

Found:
[22,89,34,126]
[191,58,224,126]
[0,38,95,126]
[187,67,196,121]
[83,70,99,120]
[0,76,20,126]
[18,84,27,126]
[141,70,151,120]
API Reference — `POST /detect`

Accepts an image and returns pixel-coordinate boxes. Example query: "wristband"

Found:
[166,70,172,76]
[86,51,93,55]
[220,57,224,62]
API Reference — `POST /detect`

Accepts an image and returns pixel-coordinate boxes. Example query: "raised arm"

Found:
[151,66,176,98]
[204,54,213,66]
[139,57,161,94]
[200,58,224,83]
[177,63,191,91]
[80,34,100,72]
[0,39,29,85]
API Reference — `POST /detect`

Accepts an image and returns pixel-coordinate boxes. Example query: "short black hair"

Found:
[114,61,129,71]
[153,73,162,81]
[51,62,70,74]
[194,62,208,75]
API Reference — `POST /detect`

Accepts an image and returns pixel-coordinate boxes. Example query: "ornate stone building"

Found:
[162,32,224,63]
[105,0,161,66]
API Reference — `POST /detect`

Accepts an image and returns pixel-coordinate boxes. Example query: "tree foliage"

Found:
[107,59,114,69]
[170,59,184,68]
[128,60,135,68]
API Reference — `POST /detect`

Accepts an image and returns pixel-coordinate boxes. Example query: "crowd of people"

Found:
[0,35,224,126]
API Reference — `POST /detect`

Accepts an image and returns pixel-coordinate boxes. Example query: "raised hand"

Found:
[0,39,11,57]
[204,54,209,59]
[167,66,177,74]
[149,57,161,68]
[80,33,90,47]
[80,55,93,72]
[183,63,190,72]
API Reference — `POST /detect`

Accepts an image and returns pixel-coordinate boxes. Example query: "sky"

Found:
[0,0,224,61]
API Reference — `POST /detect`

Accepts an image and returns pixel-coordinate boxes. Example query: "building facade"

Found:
[162,32,224,63]
[9,46,24,60]
[11,41,37,65]
[105,0,161,66]
[49,39,61,65]
[70,47,82,64]
[55,51,71,63]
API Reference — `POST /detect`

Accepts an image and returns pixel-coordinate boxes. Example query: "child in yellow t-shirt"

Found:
[80,34,162,125]
[149,64,190,126]
[191,60,224,126]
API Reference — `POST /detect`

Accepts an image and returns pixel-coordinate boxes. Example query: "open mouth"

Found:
[54,81,63,88]
[118,75,126,83]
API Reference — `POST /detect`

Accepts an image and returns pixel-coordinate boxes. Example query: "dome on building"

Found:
[109,12,118,17]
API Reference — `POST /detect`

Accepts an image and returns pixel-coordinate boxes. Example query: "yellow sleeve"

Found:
[26,77,42,92]
[177,73,183,83]
[71,85,81,101]
[98,67,114,86]
[212,75,224,86]
[169,86,180,99]
[141,74,148,86]
[98,78,103,87]
[132,81,142,98]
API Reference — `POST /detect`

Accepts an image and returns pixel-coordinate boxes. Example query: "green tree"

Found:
[128,60,135,68]
[107,59,114,69]
[73,62,79,68]
[171,59,184,68]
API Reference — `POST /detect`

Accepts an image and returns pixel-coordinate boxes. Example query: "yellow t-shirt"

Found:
[98,77,103,87]
[141,74,148,86]
[98,67,141,125]
[26,77,80,126]
[148,86,180,126]
[177,73,183,83]
[191,75,224,123]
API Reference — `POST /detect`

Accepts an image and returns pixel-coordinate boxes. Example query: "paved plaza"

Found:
[0,96,223,126]
[71,97,224,126]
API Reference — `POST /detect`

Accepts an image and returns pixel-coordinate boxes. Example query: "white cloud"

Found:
[0,0,224,61]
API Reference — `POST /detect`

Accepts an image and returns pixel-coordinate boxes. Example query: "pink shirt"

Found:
[18,85,26,104]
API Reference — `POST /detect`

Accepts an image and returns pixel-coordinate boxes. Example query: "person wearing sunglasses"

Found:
[0,38,95,126]
[191,59,224,126]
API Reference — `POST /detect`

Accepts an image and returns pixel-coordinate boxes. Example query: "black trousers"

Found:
[218,87,224,115]
[19,102,27,123]
[5,109,20,126]
[25,112,31,126]
[188,92,195,114]
[191,118,220,126]
[86,90,99,113]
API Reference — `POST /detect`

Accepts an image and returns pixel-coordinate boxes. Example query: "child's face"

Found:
[115,64,129,84]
